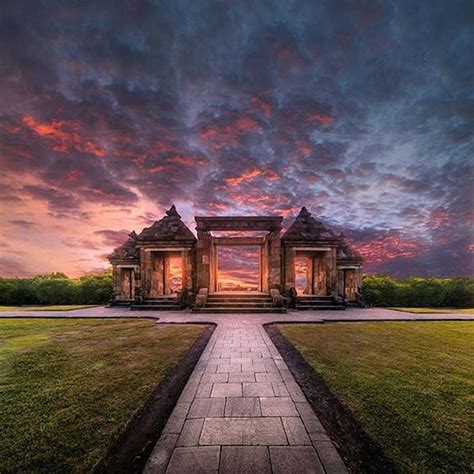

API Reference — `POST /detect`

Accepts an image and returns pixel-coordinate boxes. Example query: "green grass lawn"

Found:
[278,322,474,473]
[0,318,207,473]
[390,307,474,314]
[0,305,100,311]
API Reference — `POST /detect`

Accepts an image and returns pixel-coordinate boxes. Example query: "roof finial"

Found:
[299,206,311,217]
[129,230,138,239]
[166,204,181,218]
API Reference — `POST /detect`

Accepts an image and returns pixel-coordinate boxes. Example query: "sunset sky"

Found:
[1,0,473,279]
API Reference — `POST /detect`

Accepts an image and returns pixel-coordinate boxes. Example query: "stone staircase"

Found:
[193,293,287,314]
[296,295,345,311]
[130,296,180,311]
[109,299,135,307]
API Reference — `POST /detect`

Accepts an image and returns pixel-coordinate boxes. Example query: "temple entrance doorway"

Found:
[295,256,313,295]
[293,251,328,296]
[216,245,261,292]
[119,268,135,299]
[150,251,183,297]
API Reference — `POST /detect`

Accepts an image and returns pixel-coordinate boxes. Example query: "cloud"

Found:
[0,0,472,277]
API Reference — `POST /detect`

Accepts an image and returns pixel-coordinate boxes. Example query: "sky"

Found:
[0,0,473,279]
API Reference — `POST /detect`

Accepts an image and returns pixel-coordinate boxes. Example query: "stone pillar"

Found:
[267,230,281,290]
[283,246,296,291]
[164,253,171,295]
[324,248,337,295]
[112,265,120,300]
[196,231,212,290]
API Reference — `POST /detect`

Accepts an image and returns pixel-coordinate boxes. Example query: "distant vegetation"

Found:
[1,272,473,308]
[362,275,474,308]
[0,272,113,306]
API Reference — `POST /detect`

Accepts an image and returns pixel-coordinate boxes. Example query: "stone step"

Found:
[208,295,270,301]
[297,297,334,302]
[206,302,274,308]
[297,300,337,306]
[193,307,287,314]
[296,305,345,311]
[131,304,180,311]
[207,298,272,304]
[109,300,134,307]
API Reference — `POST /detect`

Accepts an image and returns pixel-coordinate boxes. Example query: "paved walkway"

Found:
[144,319,346,474]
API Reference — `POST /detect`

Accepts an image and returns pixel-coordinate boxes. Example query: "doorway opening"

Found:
[150,251,183,297]
[119,268,135,299]
[216,246,261,292]
[295,256,313,295]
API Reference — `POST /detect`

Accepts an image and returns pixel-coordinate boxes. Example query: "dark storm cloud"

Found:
[1,0,473,277]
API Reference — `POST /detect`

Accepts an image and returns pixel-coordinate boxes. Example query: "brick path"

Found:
[144,321,347,474]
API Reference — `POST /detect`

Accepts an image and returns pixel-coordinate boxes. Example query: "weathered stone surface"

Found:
[143,433,178,474]
[224,397,261,417]
[312,441,348,474]
[220,446,271,474]
[260,397,298,416]
[242,382,274,397]
[269,446,324,474]
[188,398,225,418]
[166,446,220,474]
[200,418,287,445]
[211,382,242,398]
[177,419,204,447]
[282,417,312,445]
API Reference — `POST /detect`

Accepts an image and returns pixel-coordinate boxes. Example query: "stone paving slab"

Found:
[145,320,350,473]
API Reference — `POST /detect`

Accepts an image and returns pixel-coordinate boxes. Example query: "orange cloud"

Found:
[225,167,279,186]
[305,113,334,126]
[21,115,106,157]
[355,235,421,265]
[200,116,261,150]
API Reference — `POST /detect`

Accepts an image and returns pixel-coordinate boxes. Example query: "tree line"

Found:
[0,272,113,306]
[0,272,472,307]
[362,275,474,308]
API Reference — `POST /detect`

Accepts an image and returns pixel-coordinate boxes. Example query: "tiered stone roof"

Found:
[336,235,364,265]
[282,207,339,243]
[108,231,139,263]
[137,205,196,243]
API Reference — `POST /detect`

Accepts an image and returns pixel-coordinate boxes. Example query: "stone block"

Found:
[220,446,271,474]
[269,446,324,474]
[188,398,225,418]
[242,382,274,397]
[281,417,311,445]
[260,397,298,416]
[224,397,261,417]
[166,446,220,474]
[211,382,242,398]
[200,418,287,446]
[177,419,205,447]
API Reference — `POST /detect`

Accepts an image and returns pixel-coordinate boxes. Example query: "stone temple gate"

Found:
[109,205,364,311]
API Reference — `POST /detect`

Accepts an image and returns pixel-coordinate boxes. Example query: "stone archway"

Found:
[195,216,282,294]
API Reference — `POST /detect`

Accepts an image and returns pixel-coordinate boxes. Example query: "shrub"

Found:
[362,275,474,308]
[0,272,113,306]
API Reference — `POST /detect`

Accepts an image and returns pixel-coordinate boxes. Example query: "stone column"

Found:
[267,230,281,291]
[196,231,212,291]
[283,246,296,291]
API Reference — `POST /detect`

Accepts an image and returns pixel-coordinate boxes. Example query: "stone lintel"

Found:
[195,216,283,232]
[213,237,265,246]
[291,246,332,252]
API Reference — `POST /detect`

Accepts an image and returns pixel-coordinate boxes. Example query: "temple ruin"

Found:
[108,205,363,311]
